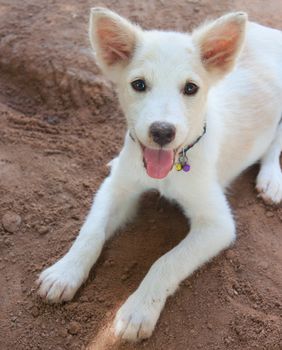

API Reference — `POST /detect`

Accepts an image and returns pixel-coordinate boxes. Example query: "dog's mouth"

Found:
[142,145,177,179]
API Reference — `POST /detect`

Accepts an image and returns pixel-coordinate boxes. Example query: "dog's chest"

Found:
[142,170,191,201]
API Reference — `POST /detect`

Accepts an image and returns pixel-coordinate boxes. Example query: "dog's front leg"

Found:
[38,159,142,303]
[114,183,235,341]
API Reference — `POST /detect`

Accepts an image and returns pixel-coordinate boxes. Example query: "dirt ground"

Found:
[0,1,281,349]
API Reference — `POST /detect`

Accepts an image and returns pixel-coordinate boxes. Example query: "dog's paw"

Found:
[37,258,86,303]
[114,292,161,341]
[256,168,282,204]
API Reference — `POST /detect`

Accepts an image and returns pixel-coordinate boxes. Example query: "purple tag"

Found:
[182,164,191,172]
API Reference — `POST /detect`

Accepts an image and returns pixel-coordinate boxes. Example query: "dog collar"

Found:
[175,124,207,173]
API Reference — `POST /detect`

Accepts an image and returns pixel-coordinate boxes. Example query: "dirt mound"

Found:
[0,1,281,350]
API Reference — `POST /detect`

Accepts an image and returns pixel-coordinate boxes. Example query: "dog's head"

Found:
[89,8,247,179]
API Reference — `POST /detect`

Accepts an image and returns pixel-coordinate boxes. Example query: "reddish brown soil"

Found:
[0,1,281,349]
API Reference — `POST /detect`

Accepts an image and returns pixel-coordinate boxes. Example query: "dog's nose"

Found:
[149,122,176,146]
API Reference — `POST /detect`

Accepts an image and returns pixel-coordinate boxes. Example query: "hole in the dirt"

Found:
[0,70,43,116]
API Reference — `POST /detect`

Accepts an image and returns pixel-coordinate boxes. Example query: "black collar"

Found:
[180,124,207,155]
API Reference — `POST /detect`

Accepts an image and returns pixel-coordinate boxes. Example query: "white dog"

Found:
[38,8,282,341]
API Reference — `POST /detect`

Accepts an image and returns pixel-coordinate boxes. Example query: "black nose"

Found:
[149,122,176,146]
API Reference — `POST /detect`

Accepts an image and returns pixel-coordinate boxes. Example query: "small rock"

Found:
[266,211,274,218]
[104,259,114,267]
[82,182,90,189]
[64,302,78,312]
[4,238,10,246]
[44,115,60,125]
[59,328,68,338]
[105,301,112,308]
[11,316,17,322]
[97,296,104,303]
[183,280,192,288]
[79,295,89,303]
[2,212,21,233]
[68,321,81,335]
[207,323,213,330]
[31,306,40,318]
[38,226,49,235]
[259,261,269,270]
[121,273,129,281]
[226,250,236,260]
[224,336,234,344]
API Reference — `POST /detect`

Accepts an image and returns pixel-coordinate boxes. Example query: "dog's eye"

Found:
[183,82,199,95]
[131,79,146,92]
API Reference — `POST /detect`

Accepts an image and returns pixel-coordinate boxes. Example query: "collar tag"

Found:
[175,124,206,173]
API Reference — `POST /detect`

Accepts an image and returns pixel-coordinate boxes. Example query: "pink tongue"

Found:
[143,147,174,179]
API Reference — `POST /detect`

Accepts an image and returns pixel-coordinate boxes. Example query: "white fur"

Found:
[38,9,282,341]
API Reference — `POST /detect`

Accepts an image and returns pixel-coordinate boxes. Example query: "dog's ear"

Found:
[89,8,140,80]
[193,12,247,78]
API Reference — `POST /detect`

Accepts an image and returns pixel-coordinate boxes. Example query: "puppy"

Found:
[38,8,282,341]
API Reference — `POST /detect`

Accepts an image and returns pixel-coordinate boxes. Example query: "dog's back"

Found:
[214,22,282,185]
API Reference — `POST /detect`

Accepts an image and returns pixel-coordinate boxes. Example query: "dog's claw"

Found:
[37,259,86,303]
[114,292,161,341]
[256,168,282,204]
